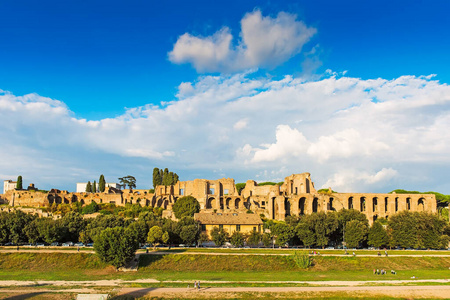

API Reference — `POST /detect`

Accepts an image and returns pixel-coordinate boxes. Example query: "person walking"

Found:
[194,281,197,290]
[197,281,201,290]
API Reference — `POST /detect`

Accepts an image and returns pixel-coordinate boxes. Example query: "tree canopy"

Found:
[94,227,139,269]
[16,176,23,190]
[118,176,136,190]
[172,196,200,219]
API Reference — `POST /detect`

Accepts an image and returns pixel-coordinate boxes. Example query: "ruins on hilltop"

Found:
[1,173,436,224]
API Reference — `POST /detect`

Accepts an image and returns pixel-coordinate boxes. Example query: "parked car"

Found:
[86,243,94,247]
[62,242,74,247]
[50,242,60,246]
[74,242,84,247]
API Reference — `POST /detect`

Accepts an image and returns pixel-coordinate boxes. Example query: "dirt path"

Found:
[0,279,448,287]
[116,285,450,298]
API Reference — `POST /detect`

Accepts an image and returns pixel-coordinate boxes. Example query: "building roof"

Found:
[194,213,263,225]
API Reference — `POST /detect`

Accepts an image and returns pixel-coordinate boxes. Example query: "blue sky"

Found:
[1,0,450,193]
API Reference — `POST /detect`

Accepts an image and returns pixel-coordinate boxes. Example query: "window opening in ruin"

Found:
[418,198,424,211]
[299,197,305,215]
[312,198,318,213]
[295,187,298,194]
[232,213,237,216]
[224,189,229,195]
[406,198,411,210]
[209,188,215,195]
[180,188,184,195]
[373,197,378,212]
[328,198,334,211]
[385,197,388,212]
[306,178,310,193]
[348,197,353,209]
[360,197,366,211]
[272,197,276,219]
[284,198,291,216]
[395,198,398,212]
[291,182,293,194]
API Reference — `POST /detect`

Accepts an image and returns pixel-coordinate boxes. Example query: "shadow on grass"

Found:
[3,292,45,299]
[109,288,158,299]
[137,249,187,268]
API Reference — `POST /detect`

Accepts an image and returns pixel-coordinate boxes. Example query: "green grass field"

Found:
[0,252,449,283]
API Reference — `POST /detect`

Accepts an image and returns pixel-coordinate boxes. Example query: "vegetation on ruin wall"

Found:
[0,252,449,282]
[390,189,450,206]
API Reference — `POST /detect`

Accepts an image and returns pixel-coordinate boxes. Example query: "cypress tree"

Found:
[153,168,162,188]
[162,168,169,186]
[168,172,174,185]
[16,176,23,190]
[99,175,106,192]
[174,173,179,184]
[92,180,97,193]
[86,181,92,193]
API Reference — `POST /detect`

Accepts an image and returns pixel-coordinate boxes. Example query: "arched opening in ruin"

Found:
[226,198,232,209]
[157,198,164,207]
[395,197,399,212]
[235,198,241,209]
[306,178,310,193]
[163,199,168,209]
[299,197,306,215]
[246,199,251,210]
[360,197,366,212]
[348,197,353,209]
[312,198,318,213]
[373,215,378,223]
[373,197,378,212]
[406,197,411,210]
[206,197,216,209]
[272,197,276,219]
[418,198,425,211]
[151,198,157,207]
[290,182,294,194]
[384,197,388,212]
[284,198,291,216]
[328,197,335,211]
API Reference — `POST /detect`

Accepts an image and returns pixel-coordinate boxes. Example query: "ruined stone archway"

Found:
[348,197,353,209]
[418,198,425,211]
[312,197,318,213]
[235,198,241,209]
[299,197,306,215]
[360,197,366,212]
[206,197,216,209]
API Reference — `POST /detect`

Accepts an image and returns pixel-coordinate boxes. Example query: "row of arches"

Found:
[206,197,243,210]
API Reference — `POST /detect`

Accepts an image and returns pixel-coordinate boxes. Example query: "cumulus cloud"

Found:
[168,10,317,72]
[1,73,450,193]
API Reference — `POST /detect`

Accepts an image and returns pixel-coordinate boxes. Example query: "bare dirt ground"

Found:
[115,285,450,299]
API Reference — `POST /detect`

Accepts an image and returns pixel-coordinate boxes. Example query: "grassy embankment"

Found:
[0,252,449,284]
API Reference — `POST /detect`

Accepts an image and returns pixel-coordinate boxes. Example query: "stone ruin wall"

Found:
[0,173,438,224]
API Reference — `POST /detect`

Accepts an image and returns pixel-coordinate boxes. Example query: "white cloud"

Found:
[168,10,316,73]
[1,73,450,193]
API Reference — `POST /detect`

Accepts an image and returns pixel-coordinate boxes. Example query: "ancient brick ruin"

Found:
[1,173,436,224]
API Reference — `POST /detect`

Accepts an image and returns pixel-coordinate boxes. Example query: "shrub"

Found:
[293,251,312,268]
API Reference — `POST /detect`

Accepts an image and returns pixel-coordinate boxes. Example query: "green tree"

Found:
[99,175,106,192]
[162,168,169,186]
[147,225,166,246]
[92,180,97,193]
[172,196,200,219]
[60,211,86,242]
[198,232,209,245]
[345,219,368,248]
[118,176,136,190]
[271,222,295,247]
[127,220,148,244]
[153,168,162,188]
[262,232,272,247]
[388,211,417,248]
[37,218,67,244]
[168,172,174,185]
[296,222,315,248]
[16,175,23,190]
[82,201,99,214]
[210,226,229,246]
[368,221,389,248]
[86,181,92,193]
[94,227,139,269]
[247,230,262,247]
[230,231,246,247]
[180,225,199,245]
